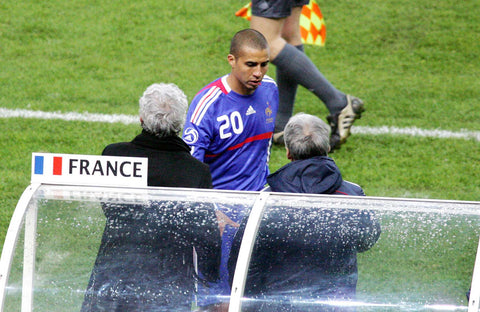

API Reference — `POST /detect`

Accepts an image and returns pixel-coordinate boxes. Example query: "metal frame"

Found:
[469,236,480,311]
[0,183,40,312]
[228,192,270,312]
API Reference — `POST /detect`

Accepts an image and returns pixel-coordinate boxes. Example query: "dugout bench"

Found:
[1,153,480,311]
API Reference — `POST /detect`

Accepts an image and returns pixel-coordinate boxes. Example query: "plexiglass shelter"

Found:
[1,153,480,312]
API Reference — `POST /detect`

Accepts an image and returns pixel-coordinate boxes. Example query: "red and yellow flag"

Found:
[235,0,326,47]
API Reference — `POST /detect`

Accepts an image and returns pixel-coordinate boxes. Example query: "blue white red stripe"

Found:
[191,87,223,125]
[190,76,234,125]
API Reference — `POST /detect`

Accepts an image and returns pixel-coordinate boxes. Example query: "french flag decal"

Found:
[34,155,63,175]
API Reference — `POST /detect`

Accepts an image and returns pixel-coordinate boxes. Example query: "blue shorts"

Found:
[252,0,310,18]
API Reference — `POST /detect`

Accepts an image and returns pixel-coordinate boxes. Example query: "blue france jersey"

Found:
[183,75,278,191]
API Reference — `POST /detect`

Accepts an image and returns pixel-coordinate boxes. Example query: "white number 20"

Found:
[217,111,244,139]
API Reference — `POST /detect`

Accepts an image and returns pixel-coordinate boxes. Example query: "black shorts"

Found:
[252,0,310,18]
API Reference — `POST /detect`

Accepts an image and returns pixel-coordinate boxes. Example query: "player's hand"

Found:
[215,210,239,237]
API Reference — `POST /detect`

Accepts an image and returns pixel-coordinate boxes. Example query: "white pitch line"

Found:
[1,107,479,142]
[351,125,480,142]
[0,107,138,125]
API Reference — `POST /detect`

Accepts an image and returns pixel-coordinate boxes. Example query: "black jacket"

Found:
[228,156,380,311]
[102,130,212,188]
[82,131,221,311]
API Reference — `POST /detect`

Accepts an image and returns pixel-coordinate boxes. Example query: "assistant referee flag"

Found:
[235,0,326,46]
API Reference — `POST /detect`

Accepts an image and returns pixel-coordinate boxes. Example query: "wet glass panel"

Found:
[230,195,480,312]
[4,185,257,312]
[4,187,480,312]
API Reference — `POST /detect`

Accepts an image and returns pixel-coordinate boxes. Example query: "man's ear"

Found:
[286,148,293,161]
[227,54,235,67]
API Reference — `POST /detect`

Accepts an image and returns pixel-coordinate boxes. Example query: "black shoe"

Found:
[327,95,365,151]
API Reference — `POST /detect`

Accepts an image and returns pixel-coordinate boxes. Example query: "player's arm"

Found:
[190,144,206,162]
[182,94,214,162]
[182,121,208,161]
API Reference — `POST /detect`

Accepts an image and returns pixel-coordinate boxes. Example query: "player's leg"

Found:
[273,43,303,143]
[250,15,287,60]
[252,2,363,150]
[272,33,364,150]
[281,7,303,45]
[273,8,304,143]
[250,1,291,144]
[268,6,347,118]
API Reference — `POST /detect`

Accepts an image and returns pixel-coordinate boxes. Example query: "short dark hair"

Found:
[230,29,269,58]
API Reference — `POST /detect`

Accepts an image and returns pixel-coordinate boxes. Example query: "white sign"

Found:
[31,153,148,187]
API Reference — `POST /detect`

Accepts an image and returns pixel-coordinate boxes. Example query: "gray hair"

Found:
[139,83,187,137]
[284,113,331,160]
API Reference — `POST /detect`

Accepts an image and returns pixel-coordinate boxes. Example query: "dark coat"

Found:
[228,156,380,311]
[102,130,212,188]
[266,156,364,196]
[82,131,221,312]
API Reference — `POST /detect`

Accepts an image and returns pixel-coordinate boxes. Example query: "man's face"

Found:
[227,46,269,95]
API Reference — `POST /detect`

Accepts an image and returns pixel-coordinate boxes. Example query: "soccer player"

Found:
[182,29,278,311]
[183,29,278,192]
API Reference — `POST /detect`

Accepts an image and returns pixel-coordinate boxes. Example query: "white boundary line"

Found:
[1,107,479,142]
[0,108,137,125]
[351,125,480,142]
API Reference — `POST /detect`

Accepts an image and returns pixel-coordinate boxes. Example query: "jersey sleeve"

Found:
[182,89,217,162]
